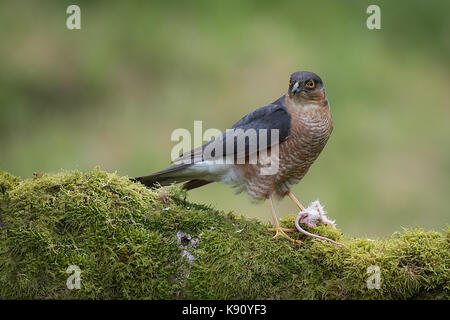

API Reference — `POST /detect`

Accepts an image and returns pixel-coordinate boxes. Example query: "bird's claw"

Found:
[267,227,300,243]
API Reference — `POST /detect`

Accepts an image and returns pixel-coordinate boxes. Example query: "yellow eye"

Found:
[288,79,292,86]
[306,80,315,88]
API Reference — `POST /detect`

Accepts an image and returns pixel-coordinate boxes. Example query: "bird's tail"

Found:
[134,163,212,190]
[134,163,190,188]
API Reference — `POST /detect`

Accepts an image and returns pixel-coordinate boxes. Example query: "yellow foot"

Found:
[267,227,299,243]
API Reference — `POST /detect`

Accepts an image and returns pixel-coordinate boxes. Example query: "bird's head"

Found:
[287,71,328,106]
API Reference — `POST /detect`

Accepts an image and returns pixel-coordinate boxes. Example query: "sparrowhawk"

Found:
[136,71,339,244]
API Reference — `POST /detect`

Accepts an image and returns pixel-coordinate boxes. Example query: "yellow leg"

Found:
[267,195,299,243]
[288,191,306,211]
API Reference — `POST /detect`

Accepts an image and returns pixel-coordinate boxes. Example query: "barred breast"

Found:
[239,103,333,201]
[274,103,333,196]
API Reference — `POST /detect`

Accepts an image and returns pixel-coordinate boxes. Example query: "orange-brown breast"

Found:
[238,97,333,201]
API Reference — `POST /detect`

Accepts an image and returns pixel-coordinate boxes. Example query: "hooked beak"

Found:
[291,81,300,95]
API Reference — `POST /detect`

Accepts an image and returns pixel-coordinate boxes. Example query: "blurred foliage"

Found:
[0,0,449,237]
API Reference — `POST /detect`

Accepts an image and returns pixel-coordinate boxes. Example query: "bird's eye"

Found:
[288,79,292,86]
[306,80,315,89]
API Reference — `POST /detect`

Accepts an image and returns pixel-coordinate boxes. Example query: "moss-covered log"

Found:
[0,168,448,299]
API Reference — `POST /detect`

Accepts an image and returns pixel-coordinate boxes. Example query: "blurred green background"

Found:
[1,0,449,237]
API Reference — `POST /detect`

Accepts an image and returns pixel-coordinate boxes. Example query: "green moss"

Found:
[0,170,21,230]
[0,170,20,196]
[0,168,448,299]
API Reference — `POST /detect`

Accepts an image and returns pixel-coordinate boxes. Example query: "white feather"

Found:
[181,161,243,185]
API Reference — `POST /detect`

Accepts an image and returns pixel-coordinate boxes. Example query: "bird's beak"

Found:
[291,81,300,95]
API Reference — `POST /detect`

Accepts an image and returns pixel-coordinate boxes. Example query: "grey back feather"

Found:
[172,95,291,164]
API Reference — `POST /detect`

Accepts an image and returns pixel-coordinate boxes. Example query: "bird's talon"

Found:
[267,227,298,243]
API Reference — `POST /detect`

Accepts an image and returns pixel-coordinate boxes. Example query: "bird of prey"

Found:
[136,71,336,244]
